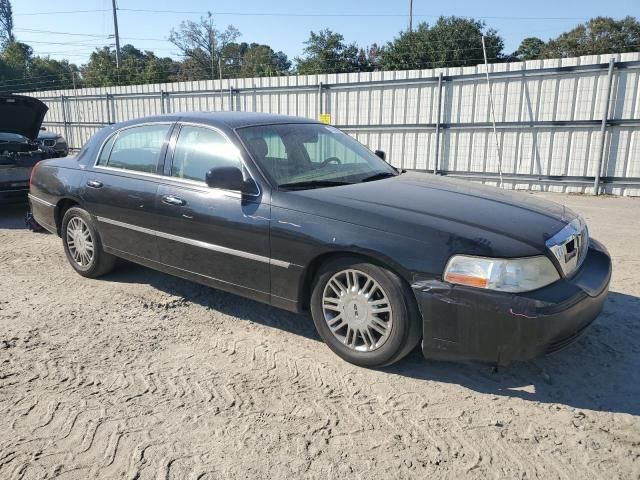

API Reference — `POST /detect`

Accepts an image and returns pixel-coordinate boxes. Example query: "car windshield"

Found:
[236,123,397,189]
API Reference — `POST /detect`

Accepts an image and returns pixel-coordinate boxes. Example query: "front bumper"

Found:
[413,239,612,365]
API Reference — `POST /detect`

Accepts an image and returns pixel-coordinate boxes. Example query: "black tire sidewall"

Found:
[61,207,104,277]
[310,257,418,368]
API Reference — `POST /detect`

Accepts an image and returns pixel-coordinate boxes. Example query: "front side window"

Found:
[237,123,396,189]
[171,126,241,182]
[101,124,171,173]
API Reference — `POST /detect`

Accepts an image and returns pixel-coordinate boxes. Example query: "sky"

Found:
[10,0,640,66]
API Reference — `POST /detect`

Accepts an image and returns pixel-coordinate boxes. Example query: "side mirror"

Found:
[40,127,47,131]
[205,166,246,191]
[374,150,386,161]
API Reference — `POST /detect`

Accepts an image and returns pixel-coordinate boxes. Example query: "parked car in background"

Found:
[0,95,57,203]
[28,113,611,368]
[37,128,69,157]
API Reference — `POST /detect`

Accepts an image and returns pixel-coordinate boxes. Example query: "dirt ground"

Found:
[0,192,639,479]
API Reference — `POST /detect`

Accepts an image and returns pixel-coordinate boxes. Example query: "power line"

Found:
[14,27,170,42]
[13,8,590,21]
[119,9,590,21]
[14,9,111,16]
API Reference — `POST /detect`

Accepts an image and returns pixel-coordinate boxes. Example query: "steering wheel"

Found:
[320,156,342,167]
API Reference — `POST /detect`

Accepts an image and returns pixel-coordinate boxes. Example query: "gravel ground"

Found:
[1,192,639,479]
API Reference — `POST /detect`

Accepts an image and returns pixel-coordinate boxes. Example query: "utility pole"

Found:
[408,0,413,32]
[111,0,121,68]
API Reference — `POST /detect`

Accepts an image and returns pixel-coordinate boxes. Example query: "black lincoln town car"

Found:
[28,112,612,367]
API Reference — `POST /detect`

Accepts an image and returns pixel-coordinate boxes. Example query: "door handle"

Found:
[162,194,186,206]
[86,180,103,188]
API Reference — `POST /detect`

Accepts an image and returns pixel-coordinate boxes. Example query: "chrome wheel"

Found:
[322,269,393,352]
[66,216,94,267]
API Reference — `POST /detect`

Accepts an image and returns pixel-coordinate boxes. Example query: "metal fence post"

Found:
[105,94,111,124]
[318,81,324,116]
[433,72,443,174]
[160,91,166,114]
[594,57,616,196]
[112,95,117,123]
[229,86,234,111]
[60,95,70,149]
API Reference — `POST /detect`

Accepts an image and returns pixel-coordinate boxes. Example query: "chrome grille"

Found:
[545,218,589,277]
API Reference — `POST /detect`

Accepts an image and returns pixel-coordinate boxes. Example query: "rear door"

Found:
[154,123,271,300]
[82,123,174,262]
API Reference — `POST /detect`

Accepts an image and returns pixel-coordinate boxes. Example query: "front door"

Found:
[154,124,271,300]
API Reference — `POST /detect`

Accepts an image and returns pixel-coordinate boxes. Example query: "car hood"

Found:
[276,172,577,257]
[0,95,48,140]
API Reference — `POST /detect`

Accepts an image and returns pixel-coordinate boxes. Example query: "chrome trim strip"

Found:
[28,193,55,208]
[96,216,298,268]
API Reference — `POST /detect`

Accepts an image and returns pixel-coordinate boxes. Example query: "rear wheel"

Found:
[310,256,421,368]
[62,207,116,278]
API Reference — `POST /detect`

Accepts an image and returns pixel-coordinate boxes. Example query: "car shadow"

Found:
[104,262,639,417]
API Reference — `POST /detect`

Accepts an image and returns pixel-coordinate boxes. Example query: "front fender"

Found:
[270,206,439,311]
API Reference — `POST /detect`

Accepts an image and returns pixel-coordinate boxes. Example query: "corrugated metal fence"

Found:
[28,52,640,195]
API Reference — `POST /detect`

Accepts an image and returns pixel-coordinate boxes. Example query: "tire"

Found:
[61,206,116,278]
[310,256,421,368]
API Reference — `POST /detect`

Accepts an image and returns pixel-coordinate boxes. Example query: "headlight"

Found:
[443,255,560,293]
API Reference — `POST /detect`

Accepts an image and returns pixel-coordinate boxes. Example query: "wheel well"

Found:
[55,199,79,235]
[298,251,408,311]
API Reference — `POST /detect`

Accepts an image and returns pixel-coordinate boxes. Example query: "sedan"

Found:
[28,113,611,367]
[37,127,69,157]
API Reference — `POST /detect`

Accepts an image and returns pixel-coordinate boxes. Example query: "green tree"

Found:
[82,45,179,87]
[169,12,240,80]
[542,16,640,58]
[295,29,361,74]
[0,0,14,45]
[0,41,80,93]
[30,57,79,90]
[221,42,290,77]
[516,37,546,60]
[381,16,504,70]
[1,41,30,76]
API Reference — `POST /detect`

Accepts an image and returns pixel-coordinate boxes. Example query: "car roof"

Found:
[114,112,321,130]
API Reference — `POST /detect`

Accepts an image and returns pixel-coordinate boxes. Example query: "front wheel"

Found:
[61,206,116,278]
[310,257,421,368]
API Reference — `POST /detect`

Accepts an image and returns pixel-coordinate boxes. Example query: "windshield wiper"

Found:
[360,172,398,183]
[278,180,353,190]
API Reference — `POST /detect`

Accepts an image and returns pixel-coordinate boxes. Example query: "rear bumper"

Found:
[413,239,611,365]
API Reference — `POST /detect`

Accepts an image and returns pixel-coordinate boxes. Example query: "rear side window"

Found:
[100,124,171,173]
[171,126,240,182]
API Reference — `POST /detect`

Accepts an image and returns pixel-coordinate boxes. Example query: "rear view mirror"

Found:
[205,166,246,191]
[374,150,386,161]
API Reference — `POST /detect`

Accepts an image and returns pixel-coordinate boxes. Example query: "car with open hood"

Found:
[28,113,612,368]
[0,95,57,202]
